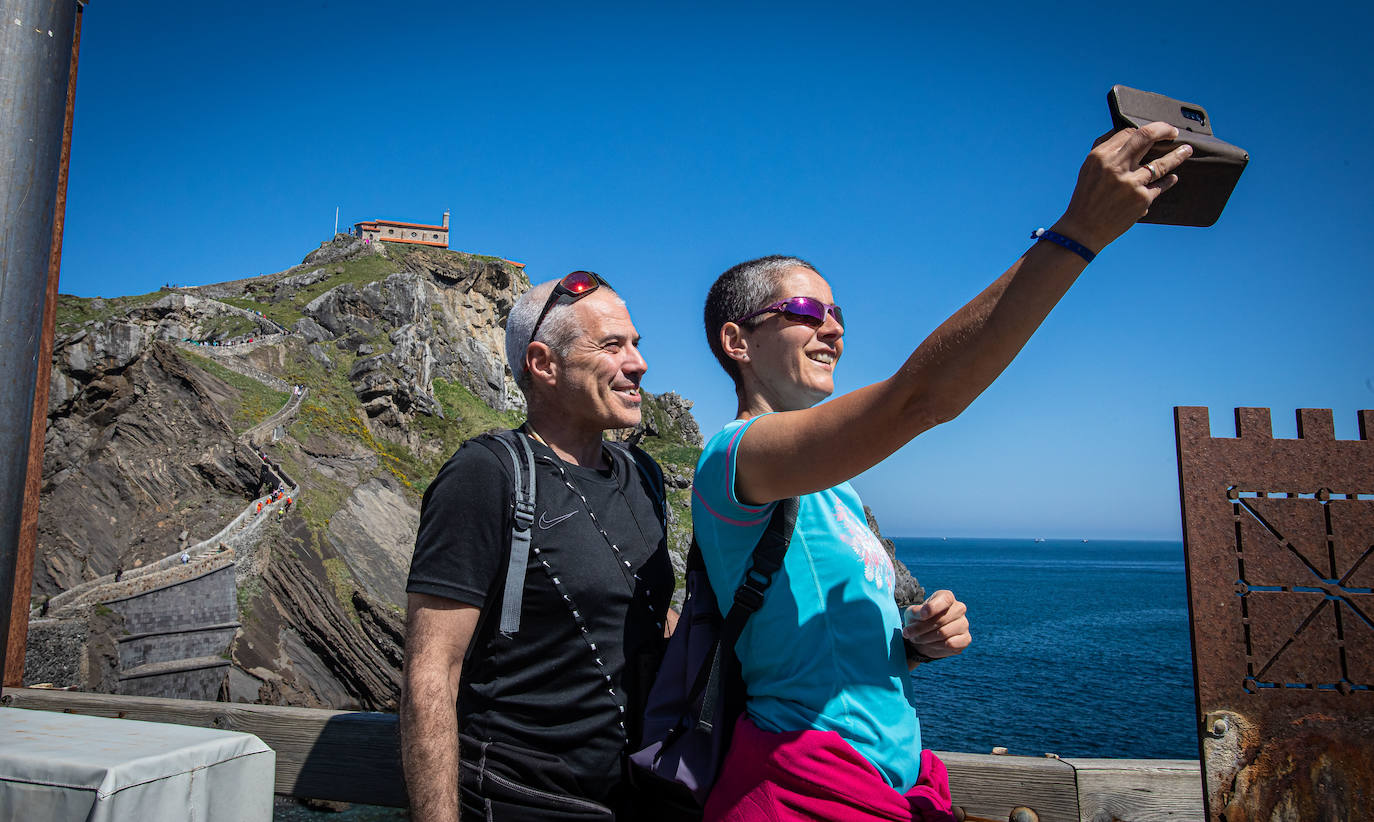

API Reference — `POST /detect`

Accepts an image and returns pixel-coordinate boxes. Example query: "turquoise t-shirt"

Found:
[691,417,923,791]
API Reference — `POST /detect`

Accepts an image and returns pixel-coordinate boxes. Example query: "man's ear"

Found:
[526,342,558,387]
[720,321,750,364]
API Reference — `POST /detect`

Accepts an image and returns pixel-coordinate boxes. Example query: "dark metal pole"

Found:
[4,1,81,687]
[0,0,80,688]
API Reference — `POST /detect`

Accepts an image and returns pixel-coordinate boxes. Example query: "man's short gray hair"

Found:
[505,277,623,392]
[703,255,818,388]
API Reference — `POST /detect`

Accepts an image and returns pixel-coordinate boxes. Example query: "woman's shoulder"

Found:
[702,417,749,449]
[697,417,765,477]
[695,417,779,522]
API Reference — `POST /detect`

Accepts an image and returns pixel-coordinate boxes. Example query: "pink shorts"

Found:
[704,716,957,822]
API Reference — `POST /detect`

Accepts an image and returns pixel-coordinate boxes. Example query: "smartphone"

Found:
[1108,85,1249,227]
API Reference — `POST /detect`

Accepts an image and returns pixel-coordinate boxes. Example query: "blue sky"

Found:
[58,1,1373,539]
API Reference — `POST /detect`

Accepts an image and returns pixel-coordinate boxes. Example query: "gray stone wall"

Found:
[120,662,228,701]
[107,563,237,635]
[118,625,239,670]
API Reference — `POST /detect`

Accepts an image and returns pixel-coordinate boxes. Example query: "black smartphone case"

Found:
[1108,85,1249,227]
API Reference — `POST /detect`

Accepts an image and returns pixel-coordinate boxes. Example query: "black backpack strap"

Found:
[606,440,667,528]
[694,497,799,732]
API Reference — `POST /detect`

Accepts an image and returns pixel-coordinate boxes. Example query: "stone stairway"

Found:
[36,345,307,698]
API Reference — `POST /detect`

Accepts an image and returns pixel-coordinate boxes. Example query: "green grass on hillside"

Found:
[431,378,523,434]
[215,295,276,317]
[236,575,264,622]
[181,351,290,434]
[196,254,403,330]
[290,254,400,311]
[633,393,702,478]
[55,290,165,334]
[283,350,436,494]
[196,313,258,340]
[401,378,526,489]
[322,558,362,627]
[640,441,700,470]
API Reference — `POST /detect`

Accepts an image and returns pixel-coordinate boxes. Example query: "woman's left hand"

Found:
[902,590,971,662]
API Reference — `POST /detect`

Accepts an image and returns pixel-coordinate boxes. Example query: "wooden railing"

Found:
[0,688,1204,820]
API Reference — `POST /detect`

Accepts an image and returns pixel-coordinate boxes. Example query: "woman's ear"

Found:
[526,342,558,386]
[721,321,750,363]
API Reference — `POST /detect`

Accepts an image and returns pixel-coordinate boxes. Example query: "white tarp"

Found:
[0,707,274,821]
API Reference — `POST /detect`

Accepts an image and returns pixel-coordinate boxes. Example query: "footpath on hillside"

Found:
[43,334,306,617]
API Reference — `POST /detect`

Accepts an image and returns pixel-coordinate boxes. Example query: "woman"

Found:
[692,123,1192,821]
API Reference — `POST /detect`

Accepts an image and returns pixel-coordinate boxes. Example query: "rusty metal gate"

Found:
[1175,406,1374,821]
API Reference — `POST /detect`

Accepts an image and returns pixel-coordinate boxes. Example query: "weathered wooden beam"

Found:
[1062,757,1205,822]
[3,688,1206,818]
[1,687,408,807]
[938,751,1080,822]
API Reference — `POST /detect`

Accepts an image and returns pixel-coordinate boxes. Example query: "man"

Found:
[402,272,676,821]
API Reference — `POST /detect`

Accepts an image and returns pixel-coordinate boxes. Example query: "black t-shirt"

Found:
[408,431,673,803]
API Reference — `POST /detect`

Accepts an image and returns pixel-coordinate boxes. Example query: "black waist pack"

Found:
[1109,84,1249,227]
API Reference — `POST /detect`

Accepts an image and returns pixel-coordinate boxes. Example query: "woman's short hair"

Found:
[703,255,818,388]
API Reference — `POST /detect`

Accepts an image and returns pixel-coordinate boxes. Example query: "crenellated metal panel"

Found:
[1175,407,1374,821]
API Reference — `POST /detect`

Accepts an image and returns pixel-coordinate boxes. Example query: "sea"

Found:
[894,536,1198,761]
[273,536,1199,818]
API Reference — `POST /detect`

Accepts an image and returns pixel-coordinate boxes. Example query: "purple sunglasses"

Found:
[735,296,844,329]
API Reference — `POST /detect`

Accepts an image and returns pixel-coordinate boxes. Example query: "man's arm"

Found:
[401,593,480,822]
[733,124,1193,505]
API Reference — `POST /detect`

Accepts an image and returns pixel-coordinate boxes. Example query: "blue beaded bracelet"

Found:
[1030,228,1095,263]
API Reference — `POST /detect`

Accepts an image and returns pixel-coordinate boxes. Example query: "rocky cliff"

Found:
[28,237,703,710]
[27,235,917,711]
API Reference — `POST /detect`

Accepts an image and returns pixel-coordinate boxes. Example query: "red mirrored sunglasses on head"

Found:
[529,270,611,344]
[735,296,844,329]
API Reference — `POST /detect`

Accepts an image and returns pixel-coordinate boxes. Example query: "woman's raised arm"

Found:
[733,123,1192,505]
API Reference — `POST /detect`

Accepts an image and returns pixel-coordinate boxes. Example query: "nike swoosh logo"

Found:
[538,511,577,529]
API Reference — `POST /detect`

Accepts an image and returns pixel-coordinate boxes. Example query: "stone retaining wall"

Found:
[118,658,229,701]
[106,562,237,635]
[118,624,239,671]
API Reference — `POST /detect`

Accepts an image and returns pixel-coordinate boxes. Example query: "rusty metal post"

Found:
[1176,407,1374,820]
[4,1,81,687]
[0,0,81,688]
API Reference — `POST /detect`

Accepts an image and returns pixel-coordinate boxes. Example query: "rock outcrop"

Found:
[31,241,535,708]
[39,341,259,595]
[29,237,918,714]
[866,506,925,609]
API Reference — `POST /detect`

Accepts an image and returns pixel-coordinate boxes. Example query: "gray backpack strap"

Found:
[489,430,537,636]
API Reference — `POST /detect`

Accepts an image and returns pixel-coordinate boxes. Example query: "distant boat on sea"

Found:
[1034,538,1046,543]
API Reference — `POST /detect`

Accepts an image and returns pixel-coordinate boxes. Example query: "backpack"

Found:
[469,428,666,644]
[628,496,798,817]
